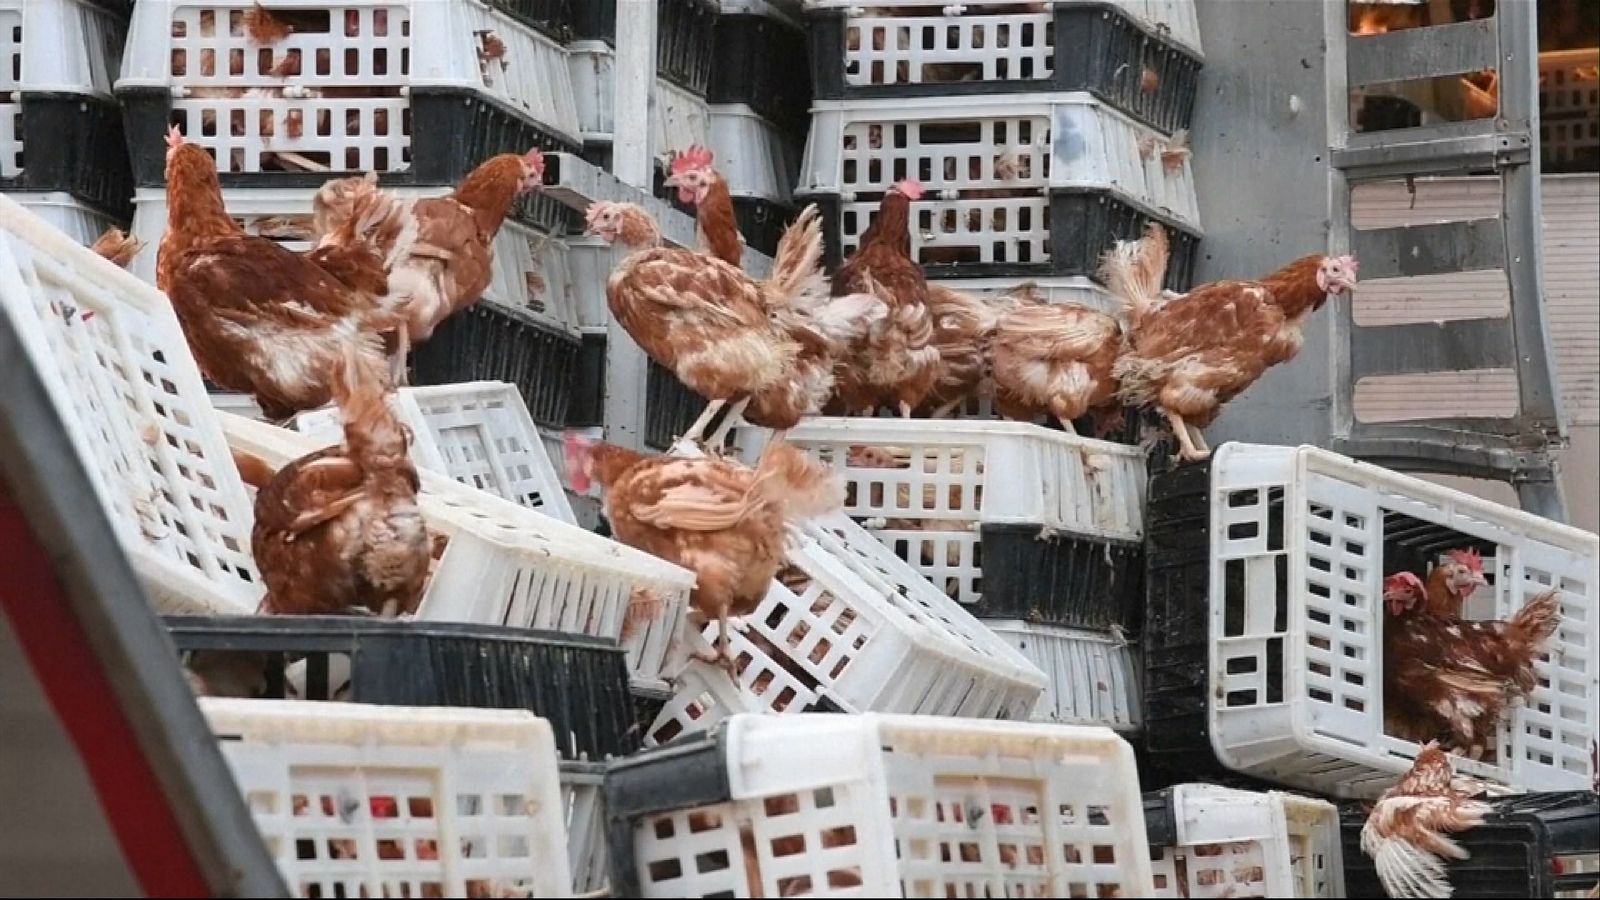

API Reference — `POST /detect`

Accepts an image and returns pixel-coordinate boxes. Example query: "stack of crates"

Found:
[115,0,587,430]
[0,0,136,242]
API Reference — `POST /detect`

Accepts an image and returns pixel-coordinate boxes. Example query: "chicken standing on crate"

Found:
[827,180,942,417]
[583,200,882,450]
[990,286,1127,437]
[563,432,843,674]
[232,344,431,619]
[663,146,889,437]
[1360,741,1493,899]
[917,282,1022,418]
[309,149,547,383]
[158,127,401,420]
[1105,222,1359,462]
[1381,571,1562,760]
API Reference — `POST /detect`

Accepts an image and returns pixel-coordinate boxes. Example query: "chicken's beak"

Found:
[662,172,682,188]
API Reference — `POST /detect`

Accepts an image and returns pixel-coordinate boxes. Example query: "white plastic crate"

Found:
[564,236,627,330]
[1539,48,1599,167]
[560,761,607,895]
[199,698,572,898]
[800,94,1200,268]
[118,0,581,174]
[803,0,1203,68]
[708,103,799,203]
[0,195,262,613]
[989,620,1141,731]
[930,275,1120,315]
[127,186,580,333]
[219,412,696,691]
[295,381,576,524]
[606,713,1157,898]
[746,418,1145,607]
[1147,785,1343,899]
[3,191,122,247]
[642,654,761,747]
[1199,442,1600,797]
[644,509,1048,743]
[567,41,710,155]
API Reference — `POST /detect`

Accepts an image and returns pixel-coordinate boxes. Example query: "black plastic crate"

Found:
[1,95,135,223]
[486,0,579,42]
[1340,792,1599,898]
[410,300,582,429]
[576,143,683,210]
[808,189,1200,290]
[603,727,738,898]
[708,14,813,142]
[731,196,797,258]
[572,0,719,96]
[119,86,582,234]
[568,331,609,428]
[165,615,638,762]
[973,526,1144,632]
[807,1,1201,135]
[645,359,708,452]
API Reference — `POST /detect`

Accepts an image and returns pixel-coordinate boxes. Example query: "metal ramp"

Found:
[1328,1,1569,520]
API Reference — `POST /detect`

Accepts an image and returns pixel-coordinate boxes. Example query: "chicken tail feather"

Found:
[1100,222,1170,329]
[1364,828,1456,900]
[752,442,844,524]
[1509,589,1562,645]
[232,447,279,490]
[807,291,889,346]
[764,204,829,311]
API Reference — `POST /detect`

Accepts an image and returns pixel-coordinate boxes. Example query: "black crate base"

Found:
[1,94,135,223]
[974,525,1144,633]
[731,196,797,258]
[120,86,581,234]
[807,2,1201,135]
[1340,792,1600,898]
[709,14,812,142]
[809,190,1200,291]
[646,360,708,452]
[572,0,718,96]
[409,301,581,430]
[165,615,638,762]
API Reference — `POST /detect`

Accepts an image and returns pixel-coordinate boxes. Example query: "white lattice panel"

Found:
[566,40,710,154]
[1539,48,1599,166]
[990,620,1142,730]
[1147,785,1343,899]
[1205,443,1600,798]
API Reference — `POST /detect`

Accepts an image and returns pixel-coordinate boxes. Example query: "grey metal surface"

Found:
[1192,0,1568,521]
[0,276,285,896]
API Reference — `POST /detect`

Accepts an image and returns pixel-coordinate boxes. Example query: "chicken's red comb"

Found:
[523,147,545,169]
[892,178,925,201]
[671,145,715,175]
[1447,547,1484,573]
[1336,254,1359,274]
[165,124,185,150]
[563,429,594,458]
[1383,571,1426,596]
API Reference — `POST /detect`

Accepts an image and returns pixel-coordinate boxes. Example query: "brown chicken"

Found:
[1421,547,1490,619]
[990,299,1125,436]
[918,283,1010,417]
[244,344,430,618]
[829,180,941,417]
[90,227,143,269]
[1108,222,1359,461]
[1383,571,1563,760]
[1361,741,1492,899]
[310,149,546,381]
[584,200,858,448]
[563,433,843,673]
[159,127,399,419]
[665,147,888,437]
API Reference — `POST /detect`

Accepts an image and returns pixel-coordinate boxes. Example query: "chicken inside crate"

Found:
[803,0,1203,134]
[739,419,1147,630]
[798,94,1203,283]
[1143,784,1344,899]
[603,713,1158,898]
[1141,442,1600,799]
[198,698,574,898]
[116,0,582,222]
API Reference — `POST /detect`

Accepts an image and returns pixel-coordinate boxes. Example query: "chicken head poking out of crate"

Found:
[563,431,843,675]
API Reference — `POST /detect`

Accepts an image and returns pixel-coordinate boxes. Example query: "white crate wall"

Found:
[1203,443,1600,798]
[219,412,696,689]
[199,698,573,898]
[118,0,580,176]
[0,195,262,613]
[295,381,576,524]
[1148,785,1343,899]
[642,654,760,746]
[990,620,1141,730]
[800,95,1200,266]
[127,186,580,332]
[803,0,1203,84]
[567,41,710,155]
[560,762,607,895]
[0,0,128,177]
[1539,48,1599,166]
[743,418,1144,607]
[4,192,121,247]
[708,103,799,203]
[615,713,1157,898]
[564,237,627,330]
[644,509,1047,744]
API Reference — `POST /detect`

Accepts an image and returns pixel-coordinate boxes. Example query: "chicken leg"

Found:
[930,398,963,419]
[672,398,727,454]
[1164,409,1210,462]
[1055,416,1079,436]
[390,324,411,387]
[703,396,752,449]
[690,605,739,676]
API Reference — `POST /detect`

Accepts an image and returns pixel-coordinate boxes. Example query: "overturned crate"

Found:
[1145,783,1344,898]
